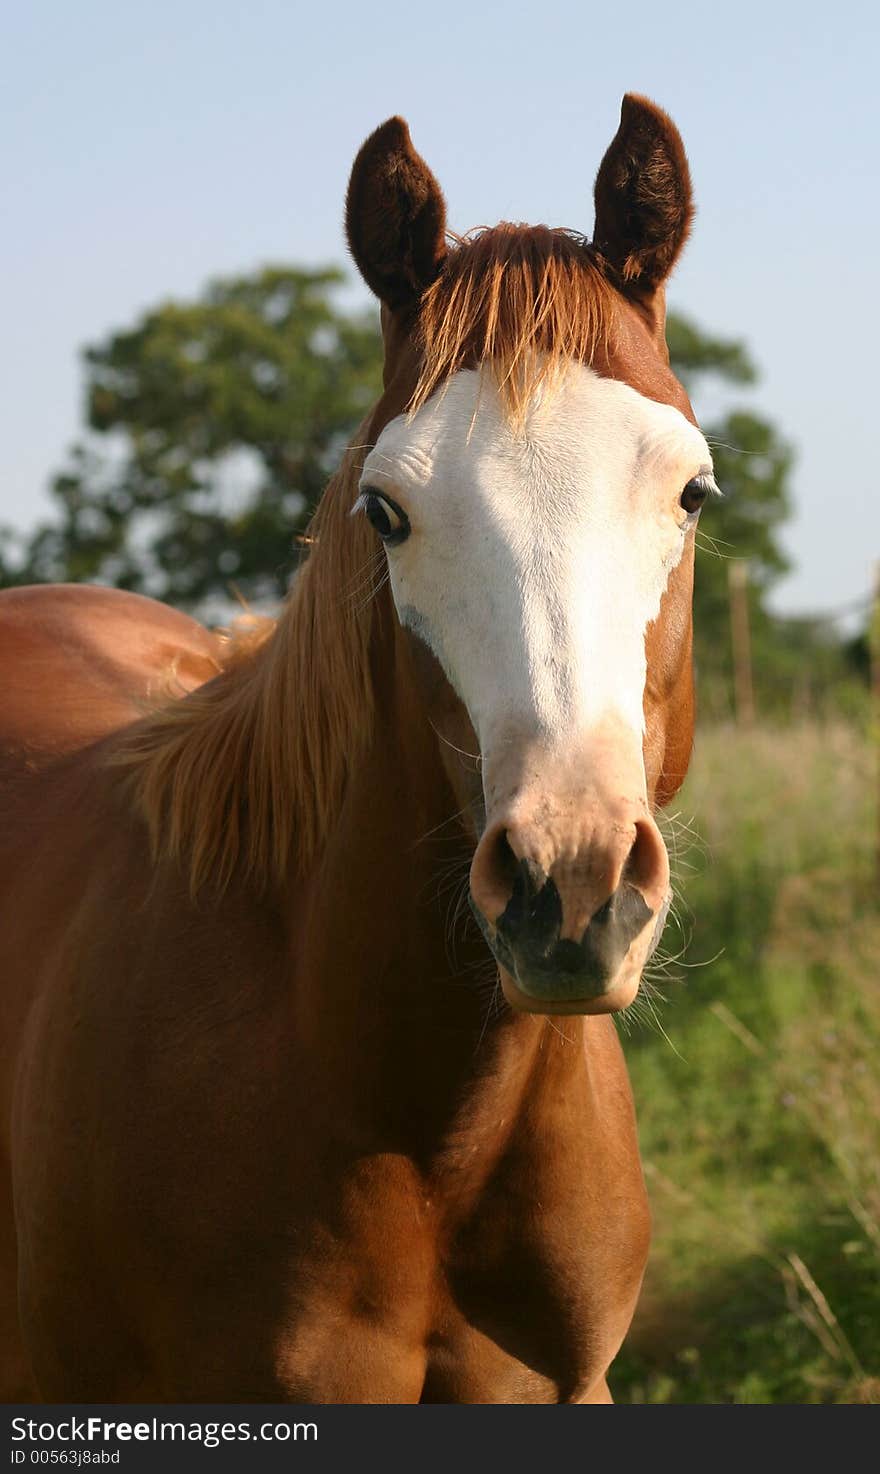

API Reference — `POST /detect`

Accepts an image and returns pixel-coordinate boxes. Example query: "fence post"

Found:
[866,557,872,878]
[728,561,755,727]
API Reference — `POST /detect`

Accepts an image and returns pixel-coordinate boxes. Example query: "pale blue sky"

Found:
[3,0,878,616]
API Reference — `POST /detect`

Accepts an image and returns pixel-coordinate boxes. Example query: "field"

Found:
[613,720,880,1404]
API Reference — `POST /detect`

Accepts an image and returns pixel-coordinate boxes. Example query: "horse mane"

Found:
[110,439,378,895]
[113,227,620,894]
[412,225,619,423]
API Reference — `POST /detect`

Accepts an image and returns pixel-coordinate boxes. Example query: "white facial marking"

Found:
[359,364,710,760]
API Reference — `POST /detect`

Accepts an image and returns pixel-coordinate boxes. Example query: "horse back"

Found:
[0,584,220,764]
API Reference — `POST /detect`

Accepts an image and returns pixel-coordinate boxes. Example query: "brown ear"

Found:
[593,94,693,293]
[346,117,448,312]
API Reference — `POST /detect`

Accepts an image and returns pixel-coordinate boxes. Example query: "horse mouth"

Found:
[497,964,642,1016]
[469,886,670,1016]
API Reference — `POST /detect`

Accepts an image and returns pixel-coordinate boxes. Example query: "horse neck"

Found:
[283,573,591,1171]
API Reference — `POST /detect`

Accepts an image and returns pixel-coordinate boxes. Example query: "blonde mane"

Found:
[111,441,378,894]
[115,227,620,893]
[412,225,618,423]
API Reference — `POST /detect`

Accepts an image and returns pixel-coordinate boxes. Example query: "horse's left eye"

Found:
[680,476,711,516]
[359,490,411,546]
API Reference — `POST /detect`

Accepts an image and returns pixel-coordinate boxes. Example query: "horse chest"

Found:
[426,1184,632,1402]
[272,1153,643,1405]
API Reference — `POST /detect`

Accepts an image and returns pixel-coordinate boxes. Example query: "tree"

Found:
[8,267,383,608]
[0,525,23,585]
[667,314,795,716]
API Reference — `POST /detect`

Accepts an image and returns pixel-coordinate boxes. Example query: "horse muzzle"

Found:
[468,750,671,1013]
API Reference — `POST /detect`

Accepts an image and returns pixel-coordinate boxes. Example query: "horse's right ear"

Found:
[346,117,448,313]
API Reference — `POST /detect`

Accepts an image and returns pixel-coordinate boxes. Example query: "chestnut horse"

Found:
[0,96,715,1402]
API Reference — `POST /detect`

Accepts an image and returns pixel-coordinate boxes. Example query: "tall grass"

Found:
[614,721,880,1404]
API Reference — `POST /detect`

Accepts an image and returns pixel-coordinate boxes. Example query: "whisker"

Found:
[351,564,390,614]
[428,722,481,768]
[410,801,475,850]
[702,437,766,457]
[341,548,386,606]
[695,530,735,561]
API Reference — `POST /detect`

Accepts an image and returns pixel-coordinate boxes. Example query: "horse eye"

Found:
[680,476,711,516]
[360,490,410,546]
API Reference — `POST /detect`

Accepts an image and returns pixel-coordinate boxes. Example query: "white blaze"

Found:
[360,363,710,762]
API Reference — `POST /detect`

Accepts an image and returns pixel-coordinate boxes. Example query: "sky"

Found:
[3,0,878,619]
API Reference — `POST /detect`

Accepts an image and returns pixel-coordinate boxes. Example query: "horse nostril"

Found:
[622,816,669,906]
[469,824,521,925]
[495,830,520,897]
[499,859,562,955]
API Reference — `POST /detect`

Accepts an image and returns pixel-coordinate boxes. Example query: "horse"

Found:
[0,95,714,1403]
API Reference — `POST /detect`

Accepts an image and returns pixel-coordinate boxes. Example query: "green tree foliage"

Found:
[691,416,794,717]
[0,526,22,585]
[665,314,756,388]
[12,268,382,606]
[667,313,797,716]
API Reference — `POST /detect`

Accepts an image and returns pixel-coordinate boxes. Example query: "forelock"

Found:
[411,225,621,425]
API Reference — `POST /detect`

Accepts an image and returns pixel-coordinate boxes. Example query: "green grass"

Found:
[613,720,880,1404]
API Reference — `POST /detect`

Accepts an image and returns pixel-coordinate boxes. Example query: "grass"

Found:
[612,719,880,1404]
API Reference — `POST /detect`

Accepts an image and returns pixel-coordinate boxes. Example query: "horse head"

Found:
[345,97,713,1015]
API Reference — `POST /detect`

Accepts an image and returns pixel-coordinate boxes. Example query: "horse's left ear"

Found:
[346,117,448,313]
[592,94,693,295]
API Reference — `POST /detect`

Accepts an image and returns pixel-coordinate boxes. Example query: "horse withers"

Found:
[0,96,713,1402]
